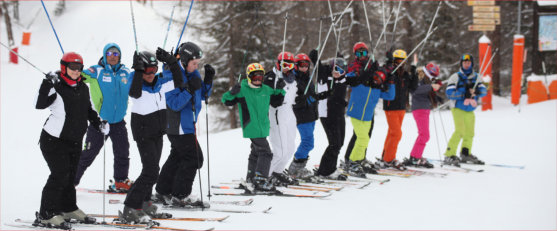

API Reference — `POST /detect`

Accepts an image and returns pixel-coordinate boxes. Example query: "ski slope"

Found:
[1,1,556,230]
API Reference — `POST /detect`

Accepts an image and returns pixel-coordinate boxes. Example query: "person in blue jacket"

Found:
[443,54,487,166]
[74,43,133,191]
[155,42,214,207]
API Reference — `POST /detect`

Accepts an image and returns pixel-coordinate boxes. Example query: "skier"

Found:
[402,62,441,168]
[345,42,395,177]
[265,52,299,185]
[443,54,487,166]
[222,63,286,192]
[154,42,214,207]
[376,49,418,171]
[286,53,322,181]
[74,43,133,192]
[34,52,104,229]
[309,50,350,180]
[118,49,180,224]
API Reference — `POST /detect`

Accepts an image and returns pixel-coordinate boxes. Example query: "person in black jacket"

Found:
[35,52,106,229]
[119,49,181,224]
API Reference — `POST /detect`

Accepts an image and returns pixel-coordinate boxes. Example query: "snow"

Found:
[2,2,557,230]
[537,0,557,6]
[479,35,491,44]
[527,73,557,82]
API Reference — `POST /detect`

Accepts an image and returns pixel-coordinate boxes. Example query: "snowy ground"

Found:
[1,1,556,230]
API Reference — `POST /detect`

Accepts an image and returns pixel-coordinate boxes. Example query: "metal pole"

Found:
[517,1,522,34]
[175,0,195,54]
[162,5,176,49]
[391,27,438,73]
[0,42,46,74]
[40,0,64,54]
[130,0,139,53]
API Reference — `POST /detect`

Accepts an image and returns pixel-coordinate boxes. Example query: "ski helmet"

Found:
[178,42,203,67]
[276,51,295,70]
[460,54,474,68]
[353,42,368,53]
[137,51,159,74]
[60,52,84,77]
[294,53,311,70]
[393,49,407,59]
[423,62,440,79]
[372,68,387,86]
[246,63,265,86]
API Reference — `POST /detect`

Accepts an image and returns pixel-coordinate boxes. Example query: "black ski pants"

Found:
[124,136,163,209]
[316,116,346,176]
[247,138,273,179]
[156,134,203,199]
[39,130,81,219]
[344,115,374,162]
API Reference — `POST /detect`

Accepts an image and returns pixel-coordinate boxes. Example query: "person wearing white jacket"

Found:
[264,52,299,186]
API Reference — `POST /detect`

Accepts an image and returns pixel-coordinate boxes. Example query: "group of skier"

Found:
[34,36,487,228]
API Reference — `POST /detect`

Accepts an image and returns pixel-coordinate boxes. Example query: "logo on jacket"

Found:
[122,77,128,84]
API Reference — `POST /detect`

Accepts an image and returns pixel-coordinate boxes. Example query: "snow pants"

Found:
[74,121,130,185]
[382,110,406,162]
[444,108,476,156]
[348,117,373,162]
[294,121,316,160]
[124,136,163,209]
[345,115,374,162]
[410,109,430,159]
[39,130,81,219]
[316,116,346,176]
[247,138,274,178]
[268,107,297,175]
[156,134,203,199]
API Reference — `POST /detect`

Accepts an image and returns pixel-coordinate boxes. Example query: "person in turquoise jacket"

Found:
[75,43,133,191]
[443,54,487,167]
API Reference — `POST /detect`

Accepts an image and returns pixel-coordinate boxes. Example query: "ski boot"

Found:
[142,201,172,218]
[460,148,485,165]
[171,195,210,208]
[319,168,348,181]
[360,159,379,174]
[403,156,434,168]
[375,158,407,171]
[443,155,461,167]
[287,158,314,179]
[154,193,172,205]
[118,206,154,225]
[34,212,72,230]
[270,171,299,187]
[252,174,279,193]
[62,208,96,224]
[345,160,367,178]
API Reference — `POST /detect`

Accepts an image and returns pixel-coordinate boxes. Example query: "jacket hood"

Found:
[102,43,122,71]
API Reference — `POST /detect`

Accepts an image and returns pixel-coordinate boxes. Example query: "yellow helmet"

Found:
[246,63,265,77]
[393,49,407,59]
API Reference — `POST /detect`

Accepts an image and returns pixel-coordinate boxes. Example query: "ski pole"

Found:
[162,5,176,50]
[40,0,64,54]
[129,0,139,53]
[205,99,211,200]
[102,135,106,223]
[431,98,444,167]
[477,44,491,79]
[331,19,343,89]
[0,42,46,74]
[327,0,339,40]
[279,12,288,74]
[372,8,396,56]
[418,1,441,58]
[175,0,195,54]
[381,0,387,48]
[473,48,498,91]
[304,0,354,95]
[391,27,438,74]
[390,0,402,48]
[361,0,375,63]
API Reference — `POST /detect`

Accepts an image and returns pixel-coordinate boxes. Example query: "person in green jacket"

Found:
[222,63,285,192]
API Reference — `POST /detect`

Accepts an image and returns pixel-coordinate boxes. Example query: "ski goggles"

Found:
[106,51,120,57]
[355,50,368,58]
[250,73,264,82]
[67,62,84,71]
[280,61,295,70]
[297,61,310,68]
[461,54,472,61]
[144,66,158,75]
[333,65,345,75]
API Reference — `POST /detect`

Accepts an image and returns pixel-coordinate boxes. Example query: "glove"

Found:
[132,52,145,71]
[386,48,394,63]
[182,77,202,93]
[275,78,286,89]
[156,47,177,64]
[230,83,241,95]
[295,95,307,107]
[45,71,59,84]
[308,49,318,64]
[410,65,417,76]
[263,71,276,87]
[99,120,110,135]
[474,86,482,95]
[370,60,379,72]
[204,64,215,85]
[360,68,374,87]
[464,88,472,99]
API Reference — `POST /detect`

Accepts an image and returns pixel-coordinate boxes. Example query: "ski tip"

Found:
[262,206,273,213]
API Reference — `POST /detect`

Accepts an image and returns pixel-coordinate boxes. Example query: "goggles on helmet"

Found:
[250,73,264,82]
[281,61,295,70]
[355,50,368,58]
[144,66,158,75]
[462,54,472,61]
[333,65,345,75]
[297,61,310,68]
[67,62,84,72]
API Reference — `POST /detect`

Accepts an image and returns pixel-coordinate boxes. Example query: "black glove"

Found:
[410,65,417,76]
[182,77,202,93]
[386,48,394,63]
[276,78,286,89]
[45,71,59,84]
[464,87,472,99]
[360,68,374,87]
[204,64,215,85]
[132,52,144,71]
[230,83,241,95]
[474,86,481,95]
[370,60,379,72]
[156,47,177,64]
[295,95,307,107]
[308,49,318,65]
[263,71,276,88]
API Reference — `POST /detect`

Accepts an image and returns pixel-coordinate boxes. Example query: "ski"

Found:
[427,159,485,172]
[13,218,208,231]
[112,198,254,206]
[162,205,272,214]
[213,185,333,193]
[375,169,413,178]
[4,222,72,230]
[388,168,448,178]
[76,187,126,195]
[214,191,332,198]
[88,214,229,222]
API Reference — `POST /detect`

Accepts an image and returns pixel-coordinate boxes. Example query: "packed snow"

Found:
[1,1,556,230]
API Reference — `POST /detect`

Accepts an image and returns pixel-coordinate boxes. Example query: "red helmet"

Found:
[353,42,368,53]
[276,51,295,70]
[60,52,84,76]
[294,53,310,63]
[373,69,386,86]
[423,62,440,79]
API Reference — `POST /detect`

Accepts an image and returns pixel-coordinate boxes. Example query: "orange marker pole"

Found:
[479,35,492,111]
[511,35,525,105]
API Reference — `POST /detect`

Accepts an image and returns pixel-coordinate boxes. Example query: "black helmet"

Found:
[178,42,203,67]
[138,51,158,67]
